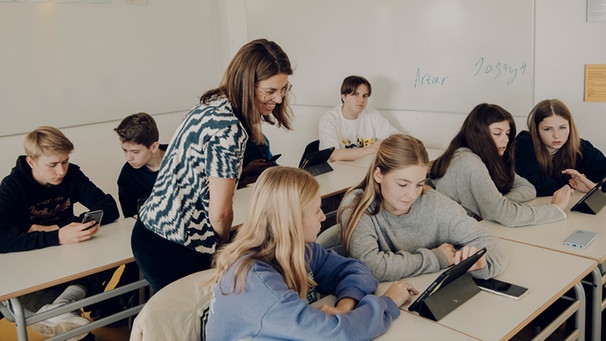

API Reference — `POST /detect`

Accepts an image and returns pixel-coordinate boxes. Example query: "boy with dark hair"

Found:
[0,126,119,340]
[319,75,399,162]
[114,112,167,218]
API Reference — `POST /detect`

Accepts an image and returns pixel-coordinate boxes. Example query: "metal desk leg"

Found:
[573,282,586,341]
[590,268,602,341]
[9,297,29,341]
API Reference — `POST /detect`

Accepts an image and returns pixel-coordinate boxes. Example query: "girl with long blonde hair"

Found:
[207,167,417,340]
[339,134,507,282]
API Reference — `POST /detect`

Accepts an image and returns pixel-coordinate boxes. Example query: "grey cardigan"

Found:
[431,148,566,227]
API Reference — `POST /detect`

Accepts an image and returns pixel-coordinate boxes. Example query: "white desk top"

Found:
[0,218,136,302]
[314,292,478,341]
[232,162,367,227]
[481,193,606,264]
[336,147,445,169]
[400,239,596,340]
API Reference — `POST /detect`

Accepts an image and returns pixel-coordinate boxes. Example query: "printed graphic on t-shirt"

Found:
[343,137,376,149]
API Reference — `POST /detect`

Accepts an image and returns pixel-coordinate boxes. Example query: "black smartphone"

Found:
[473,277,528,300]
[82,210,103,229]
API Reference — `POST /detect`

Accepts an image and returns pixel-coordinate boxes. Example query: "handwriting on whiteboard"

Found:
[414,68,449,87]
[473,57,527,85]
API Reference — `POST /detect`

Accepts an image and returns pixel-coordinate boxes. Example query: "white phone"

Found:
[473,278,528,300]
[563,230,598,249]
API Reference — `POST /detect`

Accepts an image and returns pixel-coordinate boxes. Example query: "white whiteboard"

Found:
[0,1,222,136]
[246,0,534,116]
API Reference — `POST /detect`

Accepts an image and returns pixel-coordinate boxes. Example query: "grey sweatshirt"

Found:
[431,148,566,227]
[340,188,507,282]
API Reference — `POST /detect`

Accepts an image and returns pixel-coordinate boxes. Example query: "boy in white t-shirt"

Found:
[319,75,399,161]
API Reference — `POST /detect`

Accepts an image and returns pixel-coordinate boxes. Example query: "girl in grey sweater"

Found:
[338,134,507,282]
[429,103,573,227]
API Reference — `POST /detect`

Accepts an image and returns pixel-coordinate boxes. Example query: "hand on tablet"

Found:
[437,242,457,266]
[563,169,595,193]
[454,245,486,272]
[551,184,574,211]
[383,280,419,307]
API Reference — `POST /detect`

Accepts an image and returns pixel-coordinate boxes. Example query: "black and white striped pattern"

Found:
[139,96,247,253]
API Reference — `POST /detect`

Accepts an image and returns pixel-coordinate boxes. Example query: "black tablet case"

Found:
[417,273,480,321]
[571,180,606,215]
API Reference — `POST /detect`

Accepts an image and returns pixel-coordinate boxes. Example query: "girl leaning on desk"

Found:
[429,103,574,228]
[515,98,606,196]
[131,38,294,292]
[339,134,508,282]
[206,167,418,341]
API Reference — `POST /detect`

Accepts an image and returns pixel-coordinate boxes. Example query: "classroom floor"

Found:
[0,266,131,341]
[0,318,130,341]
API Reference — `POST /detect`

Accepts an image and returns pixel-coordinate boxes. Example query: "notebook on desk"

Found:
[299,147,335,176]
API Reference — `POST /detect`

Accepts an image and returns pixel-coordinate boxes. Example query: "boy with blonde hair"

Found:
[0,126,119,340]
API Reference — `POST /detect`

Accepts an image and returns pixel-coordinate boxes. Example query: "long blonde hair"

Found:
[338,134,430,255]
[211,167,320,298]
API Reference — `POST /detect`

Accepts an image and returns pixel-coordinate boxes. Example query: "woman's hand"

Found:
[562,169,595,193]
[383,280,419,307]
[437,242,457,266]
[551,184,574,211]
[454,245,486,271]
[319,297,357,315]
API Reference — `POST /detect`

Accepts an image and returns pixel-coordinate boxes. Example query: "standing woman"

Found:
[429,103,573,227]
[131,39,294,292]
[515,98,606,196]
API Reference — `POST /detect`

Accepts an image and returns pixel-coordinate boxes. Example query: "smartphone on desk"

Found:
[82,209,103,229]
[473,277,528,300]
[563,230,598,249]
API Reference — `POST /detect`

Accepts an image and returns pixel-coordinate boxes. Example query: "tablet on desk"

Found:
[571,178,606,215]
[408,247,487,312]
[299,147,335,176]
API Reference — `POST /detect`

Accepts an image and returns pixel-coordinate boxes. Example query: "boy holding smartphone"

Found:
[0,126,119,340]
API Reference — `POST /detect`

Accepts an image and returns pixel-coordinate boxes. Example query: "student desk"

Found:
[0,218,147,341]
[335,147,445,169]
[400,239,593,340]
[480,193,606,340]
[316,240,593,340]
[232,162,368,226]
[313,294,479,341]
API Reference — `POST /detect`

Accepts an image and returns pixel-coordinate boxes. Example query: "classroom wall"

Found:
[257,0,606,165]
[0,0,604,217]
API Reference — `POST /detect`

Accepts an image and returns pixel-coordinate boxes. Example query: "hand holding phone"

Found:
[82,210,103,230]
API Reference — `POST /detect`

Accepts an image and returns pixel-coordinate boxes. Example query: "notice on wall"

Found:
[588,0,606,22]
[584,64,606,102]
